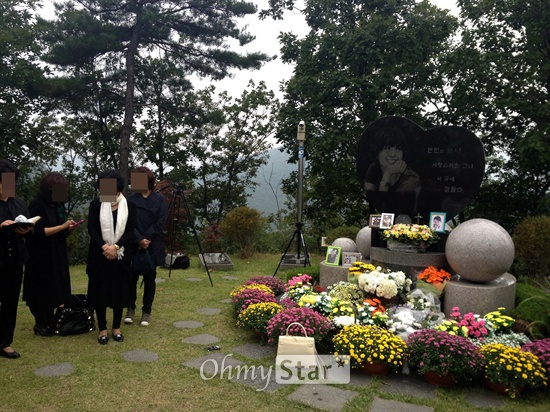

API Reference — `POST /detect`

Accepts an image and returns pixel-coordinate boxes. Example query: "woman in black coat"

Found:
[24,172,76,336]
[0,160,33,359]
[86,169,136,345]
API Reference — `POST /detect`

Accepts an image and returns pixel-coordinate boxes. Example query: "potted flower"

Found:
[381,224,440,252]
[357,266,412,302]
[416,266,451,297]
[407,328,484,386]
[522,338,550,378]
[230,283,274,299]
[243,276,287,296]
[483,307,516,334]
[285,274,314,302]
[266,307,333,347]
[332,324,408,373]
[236,302,284,340]
[480,343,548,398]
[231,287,277,317]
[448,306,489,339]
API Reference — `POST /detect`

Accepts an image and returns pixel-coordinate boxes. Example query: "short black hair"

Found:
[96,169,125,193]
[0,159,20,181]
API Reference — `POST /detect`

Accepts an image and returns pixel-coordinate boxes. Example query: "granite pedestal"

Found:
[443,273,516,317]
[370,247,449,280]
[199,253,233,270]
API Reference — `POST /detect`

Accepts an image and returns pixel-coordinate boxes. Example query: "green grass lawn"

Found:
[2,253,549,412]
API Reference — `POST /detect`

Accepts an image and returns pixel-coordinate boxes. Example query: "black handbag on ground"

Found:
[132,249,155,275]
[53,294,96,336]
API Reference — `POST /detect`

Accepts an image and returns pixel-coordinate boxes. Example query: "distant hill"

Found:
[246,146,295,216]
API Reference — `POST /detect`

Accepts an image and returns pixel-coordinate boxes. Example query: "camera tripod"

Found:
[161,183,213,286]
[272,221,310,277]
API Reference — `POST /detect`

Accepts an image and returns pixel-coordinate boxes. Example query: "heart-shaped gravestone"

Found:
[356,116,485,221]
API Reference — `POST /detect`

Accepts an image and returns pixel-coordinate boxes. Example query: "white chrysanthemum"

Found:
[377,279,398,299]
[333,315,356,327]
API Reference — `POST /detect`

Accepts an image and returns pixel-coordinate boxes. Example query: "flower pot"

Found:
[254,331,268,342]
[423,371,456,387]
[387,239,426,253]
[485,379,524,396]
[361,361,391,376]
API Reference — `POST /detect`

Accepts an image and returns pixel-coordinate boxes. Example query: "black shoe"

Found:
[113,333,124,342]
[98,335,109,345]
[33,325,55,337]
[0,348,21,359]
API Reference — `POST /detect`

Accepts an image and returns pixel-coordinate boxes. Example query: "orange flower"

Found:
[418,266,451,285]
[364,298,386,314]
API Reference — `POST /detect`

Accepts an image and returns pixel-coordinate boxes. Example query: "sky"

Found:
[39,0,459,99]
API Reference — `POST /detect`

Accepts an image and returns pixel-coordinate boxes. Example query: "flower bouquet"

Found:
[416,266,451,297]
[265,307,333,346]
[354,298,388,326]
[434,319,469,337]
[237,302,284,333]
[381,224,440,252]
[448,306,489,339]
[347,262,376,284]
[407,329,483,385]
[327,281,365,306]
[286,274,314,302]
[243,276,287,296]
[357,267,412,301]
[480,343,548,398]
[332,324,408,371]
[386,307,429,341]
[231,287,277,317]
[298,292,334,318]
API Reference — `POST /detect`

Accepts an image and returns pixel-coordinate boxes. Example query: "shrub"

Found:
[512,215,550,279]
[510,294,550,339]
[220,206,265,258]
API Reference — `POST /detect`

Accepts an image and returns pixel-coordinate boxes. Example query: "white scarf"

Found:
[100,194,128,247]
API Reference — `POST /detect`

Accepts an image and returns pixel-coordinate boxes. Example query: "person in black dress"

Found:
[24,172,76,336]
[0,160,33,359]
[86,169,136,345]
[125,166,167,327]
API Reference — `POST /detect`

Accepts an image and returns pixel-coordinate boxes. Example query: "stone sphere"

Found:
[445,219,515,283]
[332,238,358,253]
[355,227,372,258]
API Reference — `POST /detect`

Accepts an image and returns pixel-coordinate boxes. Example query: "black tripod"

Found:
[162,183,213,286]
[273,221,310,277]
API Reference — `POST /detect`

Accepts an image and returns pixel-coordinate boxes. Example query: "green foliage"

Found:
[511,282,550,339]
[325,225,361,245]
[512,216,550,279]
[219,206,265,258]
[280,266,320,284]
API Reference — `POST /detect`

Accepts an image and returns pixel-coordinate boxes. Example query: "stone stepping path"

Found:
[220,298,232,304]
[230,343,276,359]
[195,307,221,315]
[287,384,359,412]
[155,277,166,283]
[378,373,436,399]
[370,397,433,412]
[186,277,203,282]
[122,349,159,362]
[182,333,219,345]
[221,276,239,280]
[173,320,204,329]
[34,362,75,377]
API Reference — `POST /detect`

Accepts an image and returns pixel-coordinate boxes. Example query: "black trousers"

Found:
[128,269,156,315]
[0,263,23,347]
[28,305,55,328]
[95,307,123,331]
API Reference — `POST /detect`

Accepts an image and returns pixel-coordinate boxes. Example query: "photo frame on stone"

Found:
[369,214,381,228]
[342,252,361,267]
[429,212,446,233]
[379,213,394,229]
[325,246,342,266]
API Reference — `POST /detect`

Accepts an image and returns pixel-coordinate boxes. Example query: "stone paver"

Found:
[287,384,359,412]
[122,349,159,362]
[196,307,221,315]
[186,277,203,282]
[370,397,433,412]
[34,362,75,377]
[379,373,437,399]
[182,333,220,345]
[221,276,239,280]
[155,277,166,283]
[173,320,204,329]
[220,298,232,304]
[230,343,276,359]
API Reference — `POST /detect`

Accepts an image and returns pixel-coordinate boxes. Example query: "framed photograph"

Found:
[429,212,447,233]
[325,246,342,266]
[379,213,395,229]
[342,252,362,267]
[369,214,382,228]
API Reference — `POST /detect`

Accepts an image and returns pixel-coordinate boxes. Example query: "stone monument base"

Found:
[319,261,373,289]
[199,253,233,271]
[370,247,449,280]
[279,254,309,271]
[442,273,516,317]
